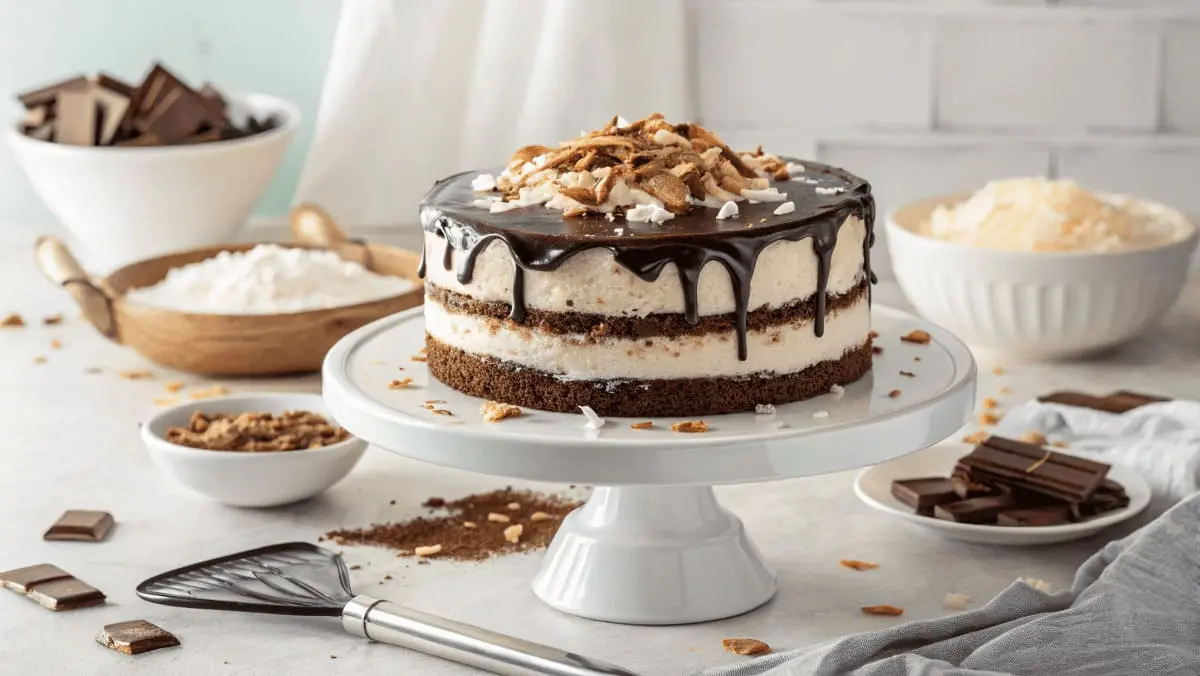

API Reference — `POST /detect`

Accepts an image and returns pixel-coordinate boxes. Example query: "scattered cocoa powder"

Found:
[324,489,580,562]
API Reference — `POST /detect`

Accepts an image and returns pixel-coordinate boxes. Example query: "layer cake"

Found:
[418,115,875,417]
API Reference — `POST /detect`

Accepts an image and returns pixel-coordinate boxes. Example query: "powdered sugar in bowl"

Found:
[35,205,424,376]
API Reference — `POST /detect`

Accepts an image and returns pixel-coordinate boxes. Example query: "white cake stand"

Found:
[322,305,976,625]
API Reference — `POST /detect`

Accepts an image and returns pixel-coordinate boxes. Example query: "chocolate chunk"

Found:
[960,436,1109,503]
[933,495,1015,524]
[92,73,135,98]
[0,563,71,593]
[891,478,958,510]
[44,510,115,542]
[1038,390,1167,414]
[55,88,97,146]
[26,577,106,611]
[997,505,1070,527]
[97,620,180,655]
[92,86,131,146]
[17,75,88,109]
[1070,480,1130,520]
[949,470,1002,499]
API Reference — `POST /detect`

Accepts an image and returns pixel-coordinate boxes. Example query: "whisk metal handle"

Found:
[343,596,640,676]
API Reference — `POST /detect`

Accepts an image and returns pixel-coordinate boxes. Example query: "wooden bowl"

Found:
[34,204,424,377]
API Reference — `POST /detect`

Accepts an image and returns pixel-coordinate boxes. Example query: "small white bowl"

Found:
[9,92,299,271]
[854,443,1150,546]
[887,193,1197,359]
[142,393,367,508]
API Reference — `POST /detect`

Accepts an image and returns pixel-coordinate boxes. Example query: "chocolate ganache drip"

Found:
[418,161,875,361]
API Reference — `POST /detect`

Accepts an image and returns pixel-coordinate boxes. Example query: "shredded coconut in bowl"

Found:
[125,244,416,314]
[921,178,1186,253]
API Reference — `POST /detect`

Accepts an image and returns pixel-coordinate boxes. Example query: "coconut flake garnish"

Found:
[816,186,846,196]
[774,201,796,216]
[472,198,496,209]
[786,162,806,174]
[716,201,739,220]
[616,115,631,128]
[626,204,674,224]
[740,187,788,203]
[579,405,606,430]
[943,593,972,610]
[471,173,497,192]
[830,384,845,401]
[754,403,777,416]
[812,410,829,419]
[490,201,521,214]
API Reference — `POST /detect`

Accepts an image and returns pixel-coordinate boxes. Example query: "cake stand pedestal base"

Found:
[531,485,776,625]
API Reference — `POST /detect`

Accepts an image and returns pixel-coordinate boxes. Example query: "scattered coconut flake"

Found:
[943,593,972,610]
[626,204,674,224]
[740,187,788,203]
[616,115,631,128]
[830,384,845,401]
[775,421,789,429]
[1021,577,1053,593]
[579,405,606,431]
[786,162,806,174]
[471,173,497,192]
[812,410,829,419]
[472,198,497,209]
[754,403,777,416]
[773,201,796,216]
[490,201,521,214]
[716,201,740,220]
[816,186,846,196]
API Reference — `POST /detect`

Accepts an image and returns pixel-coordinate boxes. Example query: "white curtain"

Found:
[294,0,691,228]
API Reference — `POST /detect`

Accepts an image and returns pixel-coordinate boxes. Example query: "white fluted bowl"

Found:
[886,193,1197,359]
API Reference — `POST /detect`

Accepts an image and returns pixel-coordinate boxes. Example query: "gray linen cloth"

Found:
[700,492,1200,676]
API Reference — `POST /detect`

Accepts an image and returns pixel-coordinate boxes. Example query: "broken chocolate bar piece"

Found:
[950,469,1004,499]
[44,510,115,542]
[960,436,1108,503]
[891,477,959,510]
[933,495,1015,524]
[55,88,97,146]
[0,563,72,593]
[97,620,180,655]
[26,577,107,611]
[1038,390,1167,415]
[0,564,106,611]
[1070,480,1130,520]
[997,505,1070,527]
[17,75,88,109]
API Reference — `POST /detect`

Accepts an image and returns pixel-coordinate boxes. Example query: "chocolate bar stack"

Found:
[16,63,277,147]
[892,436,1129,527]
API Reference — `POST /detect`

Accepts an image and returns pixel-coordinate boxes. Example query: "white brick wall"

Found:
[692,0,1200,278]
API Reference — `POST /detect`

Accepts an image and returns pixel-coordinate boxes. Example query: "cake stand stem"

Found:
[531,485,777,625]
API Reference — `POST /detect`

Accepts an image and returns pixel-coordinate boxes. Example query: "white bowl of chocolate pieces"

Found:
[142,393,367,508]
[9,62,298,268]
[854,438,1150,545]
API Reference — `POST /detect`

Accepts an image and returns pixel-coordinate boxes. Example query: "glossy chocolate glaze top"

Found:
[419,160,875,361]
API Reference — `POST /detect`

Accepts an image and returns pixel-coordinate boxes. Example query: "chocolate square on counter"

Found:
[44,510,115,542]
[97,620,180,655]
[0,563,71,593]
[26,577,107,611]
[891,477,958,510]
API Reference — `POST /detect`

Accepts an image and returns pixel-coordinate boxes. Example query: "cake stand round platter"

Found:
[323,305,977,626]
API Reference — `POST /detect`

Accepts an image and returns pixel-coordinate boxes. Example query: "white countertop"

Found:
[3,226,1199,675]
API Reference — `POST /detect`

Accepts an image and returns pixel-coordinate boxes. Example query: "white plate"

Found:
[854,443,1151,545]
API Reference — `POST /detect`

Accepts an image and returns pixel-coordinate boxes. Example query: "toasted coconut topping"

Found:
[475,114,793,224]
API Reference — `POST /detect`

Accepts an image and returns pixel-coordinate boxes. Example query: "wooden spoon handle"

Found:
[33,236,120,341]
[290,203,373,269]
